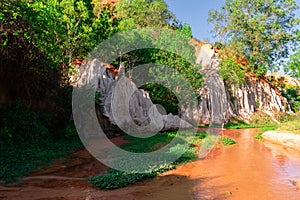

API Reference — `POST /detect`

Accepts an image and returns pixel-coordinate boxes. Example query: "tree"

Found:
[114,0,179,31]
[285,47,300,79]
[26,0,118,66]
[208,0,300,75]
[0,0,120,120]
[1,0,118,69]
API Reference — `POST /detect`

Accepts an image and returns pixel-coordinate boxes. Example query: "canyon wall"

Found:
[194,42,290,124]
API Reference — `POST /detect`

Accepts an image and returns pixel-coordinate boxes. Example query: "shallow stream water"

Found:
[190,129,300,199]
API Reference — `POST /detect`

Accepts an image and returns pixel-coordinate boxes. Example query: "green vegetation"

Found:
[220,137,236,146]
[285,47,300,79]
[0,102,83,184]
[281,85,300,113]
[227,113,299,139]
[115,0,179,30]
[258,126,278,131]
[89,131,207,189]
[224,117,278,131]
[219,56,246,86]
[225,111,299,132]
[254,133,263,140]
[225,122,278,131]
[201,134,219,149]
[276,120,300,134]
[208,0,300,75]
[0,1,199,145]
[89,170,159,189]
[1,0,118,67]
[0,0,202,187]
[293,102,300,113]
[0,136,83,184]
[0,102,80,144]
[0,0,300,190]
[0,102,49,144]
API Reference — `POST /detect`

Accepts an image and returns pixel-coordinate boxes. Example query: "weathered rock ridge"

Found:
[73,41,293,135]
[73,59,192,136]
[193,41,291,124]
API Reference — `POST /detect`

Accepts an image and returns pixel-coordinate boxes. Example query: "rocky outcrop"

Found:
[73,59,192,136]
[225,76,289,121]
[195,43,228,125]
[73,40,292,133]
[193,41,290,124]
[268,72,300,87]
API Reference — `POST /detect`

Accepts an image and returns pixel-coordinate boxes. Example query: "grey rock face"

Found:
[73,59,192,136]
[72,41,291,134]
[195,43,290,124]
[195,44,228,125]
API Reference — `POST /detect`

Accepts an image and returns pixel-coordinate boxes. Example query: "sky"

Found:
[165,0,300,42]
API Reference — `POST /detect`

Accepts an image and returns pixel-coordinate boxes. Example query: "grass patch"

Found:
[0,136,83,184]
[89,171,158,189]
[121,132,176,153]
[224,115,278,131]
[258,126,278,131]
[276,120,300,134]
[225,122,278,131]
[254,133,263,140]
[220,137,236,146]
[90,130,208,190]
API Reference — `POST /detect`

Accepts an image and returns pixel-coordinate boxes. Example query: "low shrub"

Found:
[0,102,49,144]
[249,112,275,125]
[0,137,83,183]
[254,133,263,140]
[273,112,299,123]
[89,170,156,189]
[64,123,78,138]
[292,101,300,113]
[220,137,236,146]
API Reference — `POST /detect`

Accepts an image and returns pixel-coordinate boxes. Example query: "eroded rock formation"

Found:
[73,59,192,136]
[72,39,293,135]
[193,40,291,124]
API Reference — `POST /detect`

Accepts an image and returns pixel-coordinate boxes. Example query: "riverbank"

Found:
[262,120,300,190]
[262,131,300,152]
[262,120,300,151]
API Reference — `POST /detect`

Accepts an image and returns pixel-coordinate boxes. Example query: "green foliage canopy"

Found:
[1,0,118,68]
[285,47,300,78]
[1,0,202,115]
[208,0,300,75]
[115,0,179,30]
